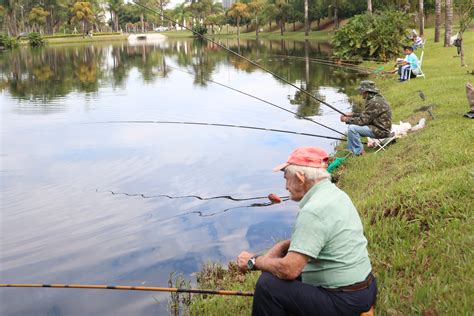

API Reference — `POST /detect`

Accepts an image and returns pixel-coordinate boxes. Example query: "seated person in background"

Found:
[412,34,423,50]
[340,81,392,155]
[397,46,419,81]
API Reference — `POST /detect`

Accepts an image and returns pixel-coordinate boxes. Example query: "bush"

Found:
[28,32,46,47]
[0,33,19,49]
[192,24,208,36]
[333,11,409,61]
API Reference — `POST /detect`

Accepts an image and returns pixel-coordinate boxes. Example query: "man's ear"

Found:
[295,171,305,184]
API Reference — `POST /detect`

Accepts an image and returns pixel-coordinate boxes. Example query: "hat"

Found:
[273,147,329,172]
[356,80,379,93]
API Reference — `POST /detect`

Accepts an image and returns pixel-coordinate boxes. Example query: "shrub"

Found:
[333,11,409,61]
[28,32,46,47]
[0,33,19,49]
[192,24,208,36]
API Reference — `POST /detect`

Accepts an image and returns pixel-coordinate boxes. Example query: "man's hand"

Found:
[340,115,348,122]
[237,251,256,272]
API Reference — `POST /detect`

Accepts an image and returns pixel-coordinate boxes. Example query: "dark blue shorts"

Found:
[252,272,377,316]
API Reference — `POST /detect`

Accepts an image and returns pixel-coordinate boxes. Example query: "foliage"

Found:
[188,262,259,315]
[192,24,208,36]
[28,6,50,33]
[0,32,18,49]
[27,32,46,47]
[332,11,409,61]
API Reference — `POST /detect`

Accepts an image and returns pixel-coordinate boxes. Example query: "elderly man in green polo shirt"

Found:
[238,147,376,315]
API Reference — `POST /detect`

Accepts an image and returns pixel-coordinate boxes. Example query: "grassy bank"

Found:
[182,28,474,315]
[162,29,332,41]
[46,34,128,44]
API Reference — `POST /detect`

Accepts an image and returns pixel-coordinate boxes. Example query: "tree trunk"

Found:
[255,15,259,39]
[434,0,441,42]
[237,19,240,37]
[140,13,145,33]
[280,20,283,36]
[334,2,338,29]
[367,0,372,15]
[444,0,453,47]
[304,0,309,35]
[419,0,424,35]
[115,12,119,32]
[460,35,465,66]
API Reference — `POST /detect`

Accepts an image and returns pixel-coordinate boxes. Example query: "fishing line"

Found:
[89,120,347,141]
[267,54,375,74]
[97,189,289,202]
[158,197,290,221]
[133,1,346,116]
[166,65,345,136]
[0,284,253,296]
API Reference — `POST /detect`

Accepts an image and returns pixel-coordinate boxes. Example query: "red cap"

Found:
[273,147,329,172]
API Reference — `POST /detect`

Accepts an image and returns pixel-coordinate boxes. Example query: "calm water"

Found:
[0,37,364,315]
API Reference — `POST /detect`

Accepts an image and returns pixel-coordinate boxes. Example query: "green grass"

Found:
[183,27,474,315]
[162,27,333,41]
[46,34,128,44]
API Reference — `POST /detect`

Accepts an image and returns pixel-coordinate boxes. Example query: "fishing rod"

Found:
[91,120,347,142]
[0,284,253,296]
[133,1,346,116]
[97,189,290,202]
[267,54,376,74]
[166,65,345,136]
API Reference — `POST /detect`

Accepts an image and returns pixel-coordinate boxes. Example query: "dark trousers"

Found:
[252,272,377,316]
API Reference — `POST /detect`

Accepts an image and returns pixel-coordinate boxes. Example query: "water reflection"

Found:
[0,38,364,315]
[0,38,361,117]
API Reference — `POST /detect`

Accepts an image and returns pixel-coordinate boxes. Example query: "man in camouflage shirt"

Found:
[340,81,392,155]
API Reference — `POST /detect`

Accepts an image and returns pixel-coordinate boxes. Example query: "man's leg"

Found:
[346,125,374,155]
[400,65,411,80]
[252,272,337,316]
[252,272,377,316]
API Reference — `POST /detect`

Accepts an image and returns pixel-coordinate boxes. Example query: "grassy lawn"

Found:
[46,34,128,44]
[182,28,474,315]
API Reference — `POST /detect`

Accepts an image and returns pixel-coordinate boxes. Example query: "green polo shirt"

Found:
[288,179,372,288]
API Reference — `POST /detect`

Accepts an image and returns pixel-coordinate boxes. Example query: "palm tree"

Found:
[248,0,264,38]
[419,0,424,35]
[434,0,441,42]
[107,0,123,32]
[226,2,248,37]
[70,2,95,35]
[172,3,191,29]
[444,0,453,47]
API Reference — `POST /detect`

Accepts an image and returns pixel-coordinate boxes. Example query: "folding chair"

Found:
[372,132,396,153]
[408,50,425,80]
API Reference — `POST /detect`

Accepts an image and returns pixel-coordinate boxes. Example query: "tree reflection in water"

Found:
[0,38,364,117]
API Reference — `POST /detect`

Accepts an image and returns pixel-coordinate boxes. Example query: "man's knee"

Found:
[348,124,358,134]
[255,272,278,295]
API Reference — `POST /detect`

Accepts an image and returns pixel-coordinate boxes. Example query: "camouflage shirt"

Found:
[346,93,392,138]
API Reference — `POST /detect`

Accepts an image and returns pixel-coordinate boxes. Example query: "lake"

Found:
[0,37,365,315]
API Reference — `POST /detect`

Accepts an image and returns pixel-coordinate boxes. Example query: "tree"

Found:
[108,0,123,32]
[444,0,453,46]
[71,2,95,35]
[304,0,309,34]
[455,0,473,66]
[247,0,265,38]
[419,0,424,35]
[434,0,441,42]
[29,7,50,33]
[226,2,249,37]
[367,0,372,14]
[172,3,191,29]
[275,0,291,35]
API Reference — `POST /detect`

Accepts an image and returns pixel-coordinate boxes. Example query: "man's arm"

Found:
[238,249,309,280]
[345,101,379,126]
[265,240,291,258]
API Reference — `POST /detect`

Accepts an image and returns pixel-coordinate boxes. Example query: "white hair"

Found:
[285,164,331,185]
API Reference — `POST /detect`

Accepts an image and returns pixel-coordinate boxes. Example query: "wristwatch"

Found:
[247,255,259,270]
